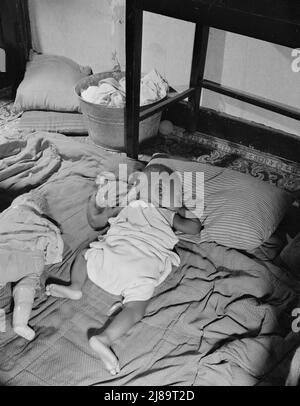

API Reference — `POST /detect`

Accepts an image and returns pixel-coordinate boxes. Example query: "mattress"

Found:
[0,132,298,386]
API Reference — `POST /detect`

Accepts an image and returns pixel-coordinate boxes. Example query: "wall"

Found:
[203,29,300,137]
[28,0,300,137]
[27,0,194,88]
[28,0,116,73]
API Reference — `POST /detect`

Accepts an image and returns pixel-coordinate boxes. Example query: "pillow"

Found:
[147,154,293,250]
[17,111,88,134]
[13,52,92,113]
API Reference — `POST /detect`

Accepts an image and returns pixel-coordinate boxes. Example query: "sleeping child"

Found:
[0,190,64,340]
[46,164,201,375]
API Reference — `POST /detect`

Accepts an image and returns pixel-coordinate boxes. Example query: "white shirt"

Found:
[85,200,180,303]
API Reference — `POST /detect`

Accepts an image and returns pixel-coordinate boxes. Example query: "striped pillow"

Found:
[17,111,88,134]
[147,154,293,250]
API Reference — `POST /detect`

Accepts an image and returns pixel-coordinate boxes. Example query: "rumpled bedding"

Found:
[0,132,299,386]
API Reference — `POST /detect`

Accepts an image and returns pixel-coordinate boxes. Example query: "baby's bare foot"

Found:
[14,324,35,341]
[46,284,82,300]
[89,336,120,375]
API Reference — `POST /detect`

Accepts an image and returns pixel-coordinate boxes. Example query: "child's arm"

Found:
[173,212,202,235]
[86,191,121,230]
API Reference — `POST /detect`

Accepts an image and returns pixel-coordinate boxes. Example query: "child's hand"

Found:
[177,206,187,217]
[173,214,202,235]
[88,190,103,213]
[93,187,113,209]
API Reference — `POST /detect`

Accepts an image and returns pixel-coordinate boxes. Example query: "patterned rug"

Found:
[1,99,299,198]
[0,99,22,135]
[139,128,300,197]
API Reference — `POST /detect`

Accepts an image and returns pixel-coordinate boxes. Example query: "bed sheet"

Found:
[0,132,298,386]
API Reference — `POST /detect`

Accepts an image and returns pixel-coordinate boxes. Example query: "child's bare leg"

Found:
[89,300,149,375]
[13,285,36,341]
[46,249,88,300]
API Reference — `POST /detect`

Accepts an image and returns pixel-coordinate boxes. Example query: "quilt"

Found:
[0,132,298,386]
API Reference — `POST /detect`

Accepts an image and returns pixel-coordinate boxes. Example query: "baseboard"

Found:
[163,103,300,164]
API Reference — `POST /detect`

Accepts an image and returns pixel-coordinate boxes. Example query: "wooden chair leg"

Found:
[188,24,209,132]
[125,0,143,159]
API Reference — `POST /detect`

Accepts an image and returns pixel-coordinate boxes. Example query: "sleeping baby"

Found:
[46,164,201,375]
[0,190,64,340]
